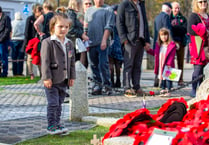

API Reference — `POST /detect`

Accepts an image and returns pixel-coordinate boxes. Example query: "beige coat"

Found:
[41,37,76,84]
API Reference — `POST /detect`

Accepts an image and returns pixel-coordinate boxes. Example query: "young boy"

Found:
[41,13,75,135]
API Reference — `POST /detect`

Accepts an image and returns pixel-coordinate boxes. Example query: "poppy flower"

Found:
[149,91,155,95]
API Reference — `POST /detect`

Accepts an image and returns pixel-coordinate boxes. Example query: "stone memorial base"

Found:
[103,136,134,145]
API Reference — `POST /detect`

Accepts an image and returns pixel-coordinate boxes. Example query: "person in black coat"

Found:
[0,6,12,77]
[117,0,150,97]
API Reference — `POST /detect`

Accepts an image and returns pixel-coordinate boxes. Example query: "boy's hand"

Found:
[44,79,52,88]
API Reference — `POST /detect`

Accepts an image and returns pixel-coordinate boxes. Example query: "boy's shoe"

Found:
[47,125,62,135]
[57,125,68,133]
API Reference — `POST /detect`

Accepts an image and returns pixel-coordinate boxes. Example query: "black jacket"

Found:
[153,12,171,49]
[66,9,83,42]
[170,12,187,42]
[22,14,38,51]
[116,0,150,45]
[0,13,11,42]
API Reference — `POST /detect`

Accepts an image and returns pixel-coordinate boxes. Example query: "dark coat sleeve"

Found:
[116,1,128,44]
[188,13,202,36]
[22,16,32,50]
[140,1,150,43]
[0,16,11,42]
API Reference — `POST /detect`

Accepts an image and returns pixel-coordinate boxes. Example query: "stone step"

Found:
[103,136,134,145]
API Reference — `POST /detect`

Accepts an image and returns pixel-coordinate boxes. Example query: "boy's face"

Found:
[54,18,70,40]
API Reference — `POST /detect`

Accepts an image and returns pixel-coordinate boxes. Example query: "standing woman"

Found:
[188,0,209,97]
[34,1,54,40]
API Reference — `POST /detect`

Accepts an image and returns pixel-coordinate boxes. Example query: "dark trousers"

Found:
[176,42,185,82]
[109,57,121,87]
[44,80,68,127]
[123,40,144,90]
[0,40,9,77]
[160,80,172,90]
[192,64,204,93]
[80,51,88,68]
[11,40,25,75]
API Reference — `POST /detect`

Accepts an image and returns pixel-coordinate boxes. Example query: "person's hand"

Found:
[144,43,150,51]
[68,79,74,87]
[171,19,177,26]
[124,40,128,45]
[44,79,52,88]
[8,45,11,51]
[39,32,45,36]
[82,33,89,41]
[101,39,107,50]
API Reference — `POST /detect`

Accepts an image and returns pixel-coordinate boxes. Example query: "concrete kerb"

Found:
[82,116,119,127]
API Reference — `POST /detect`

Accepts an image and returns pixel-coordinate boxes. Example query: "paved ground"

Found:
[0,60,195,144]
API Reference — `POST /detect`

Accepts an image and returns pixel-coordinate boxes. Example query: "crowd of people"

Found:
[0,0,209,134]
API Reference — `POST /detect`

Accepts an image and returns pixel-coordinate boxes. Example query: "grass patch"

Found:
[17,126,109,145]
[0,76,40,85]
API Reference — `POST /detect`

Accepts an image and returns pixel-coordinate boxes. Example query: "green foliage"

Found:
[16,126,109,145]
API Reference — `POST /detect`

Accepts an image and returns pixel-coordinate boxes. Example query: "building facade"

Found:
[0,0,44,20]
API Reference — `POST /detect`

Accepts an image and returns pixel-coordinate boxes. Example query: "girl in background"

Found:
[147,28,177,96]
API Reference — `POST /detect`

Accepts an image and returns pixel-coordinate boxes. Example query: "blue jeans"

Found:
[0,40,9,77]
[160,80,172,90]
[11,40,25,75]
[88,45,111,88]
[191,64,204,95]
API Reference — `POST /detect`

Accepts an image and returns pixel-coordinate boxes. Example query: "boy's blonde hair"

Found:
[49,13,72,35]
[157,28,172,46]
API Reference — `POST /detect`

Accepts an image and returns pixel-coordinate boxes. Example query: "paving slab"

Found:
[0,116,95,144]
